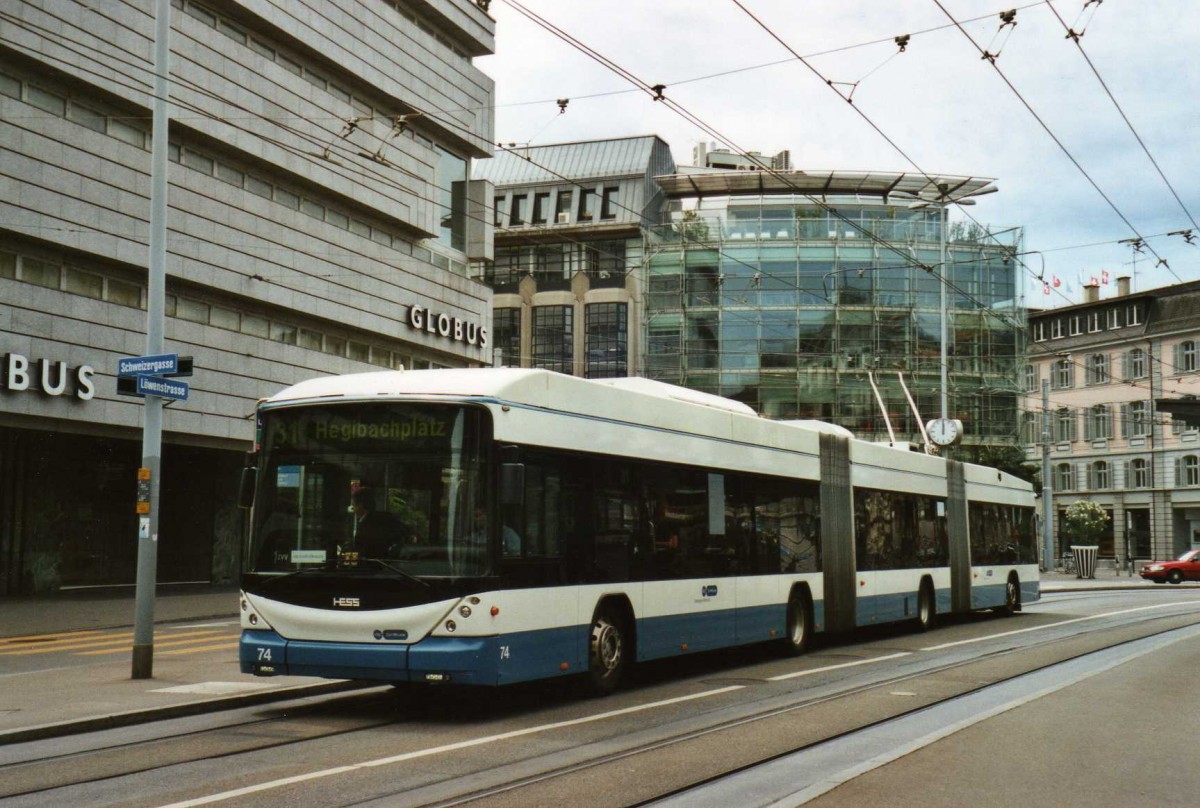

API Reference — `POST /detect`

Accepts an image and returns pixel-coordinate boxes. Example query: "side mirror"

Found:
[238,462,257,510]
[499,463,524,506]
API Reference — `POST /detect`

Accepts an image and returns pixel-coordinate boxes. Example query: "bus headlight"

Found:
[445,620,457,633]
[458,605,472,618]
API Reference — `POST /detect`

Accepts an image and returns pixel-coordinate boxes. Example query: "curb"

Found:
[0,680,370,746]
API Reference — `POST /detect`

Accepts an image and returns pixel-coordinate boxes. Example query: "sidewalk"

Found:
[0,571,1189,746]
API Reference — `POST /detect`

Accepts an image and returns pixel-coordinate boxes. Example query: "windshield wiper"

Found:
[363,557,432,588]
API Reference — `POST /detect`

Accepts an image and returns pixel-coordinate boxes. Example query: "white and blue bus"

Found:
[238,369,1038,694]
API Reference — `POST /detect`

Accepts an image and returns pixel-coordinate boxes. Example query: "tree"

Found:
[1062,500,1108,546]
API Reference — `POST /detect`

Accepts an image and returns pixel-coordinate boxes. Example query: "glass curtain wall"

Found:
[645,194,1024,443]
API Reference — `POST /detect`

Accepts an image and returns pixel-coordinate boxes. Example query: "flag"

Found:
[1091,276,1099,285]
[1043,282,1051,295]
[1101,270,1110,284]
[1052,275,1061,287]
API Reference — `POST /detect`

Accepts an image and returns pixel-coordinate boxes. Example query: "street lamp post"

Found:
[907,179,997,445]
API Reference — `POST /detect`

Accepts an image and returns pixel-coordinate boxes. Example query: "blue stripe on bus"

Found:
[241,579,1036,684]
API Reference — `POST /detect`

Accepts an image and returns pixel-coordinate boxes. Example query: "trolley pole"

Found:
[1041,379,1054,571]
[132,0,171,680]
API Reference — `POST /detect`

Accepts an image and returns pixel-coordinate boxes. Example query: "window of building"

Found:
[1033,321,1047,342]
[1054,407,1076,443]
[1089,461,1110,489]
[1024,364,1038,392]
[177,297,210,324]
[509,194,526,226]
[1022,411,1039,444]
[1177,340,1197,373]
[63,267,103,299]
[1125,400,1150,438]
[20,257,60,289]
[600,186,619,220]
[107,278,141,307]
[1054,463,1074,490]
[1053,358,1074,389]
[1127,304,1142,326]
[271,322,298,346]
[1087,311,1101,332]
[1126,348,1147,380]
[1130,458,1149,488]
[531,192,550,225]
[493,308,521,367]
[1051,318,1065,339]
[1085,353,1109,385]
[434,146,467,251]
[578,188,596,222]
[1108,307,1123,329]
[532,306,573,373]
[585,303,628,378]
[493,196,506,227]
[1178,455,1199,487]
[555,191,572,223]
[1069,315,1082,336]
[1087,404,1111,440]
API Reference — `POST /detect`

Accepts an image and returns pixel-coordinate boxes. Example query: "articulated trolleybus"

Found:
[239,368,1038,694]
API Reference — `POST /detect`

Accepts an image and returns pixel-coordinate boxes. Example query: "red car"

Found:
[1139,549,1200,584]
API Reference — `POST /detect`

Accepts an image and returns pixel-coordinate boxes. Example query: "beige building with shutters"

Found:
[1023,277,1200,566]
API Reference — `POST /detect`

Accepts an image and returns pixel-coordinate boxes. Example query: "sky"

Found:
[475,0,1200,309]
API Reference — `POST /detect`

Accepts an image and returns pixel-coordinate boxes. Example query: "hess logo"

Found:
[332,597,361,608]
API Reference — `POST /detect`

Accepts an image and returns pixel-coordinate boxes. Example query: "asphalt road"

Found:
[4,589,1199,807]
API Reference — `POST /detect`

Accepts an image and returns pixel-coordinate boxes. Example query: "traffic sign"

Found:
[118,353,179,377]
[136,375,189,402]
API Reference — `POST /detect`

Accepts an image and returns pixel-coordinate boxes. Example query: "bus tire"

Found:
[780,588,812,656]
[585,605,628,696]
[999,574,1020,616]
[916,580,936,632]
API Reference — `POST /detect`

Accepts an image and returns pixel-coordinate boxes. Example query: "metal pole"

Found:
[939,201,949,422]
[1041,379,1054,571]
[133,0,171,680]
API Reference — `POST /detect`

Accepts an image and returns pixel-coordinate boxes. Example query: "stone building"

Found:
[0,0,496,593]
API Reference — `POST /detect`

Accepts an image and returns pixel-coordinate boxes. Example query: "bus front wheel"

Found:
[586,607,628,696]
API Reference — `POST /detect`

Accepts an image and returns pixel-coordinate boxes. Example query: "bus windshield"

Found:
[247,402,490,579]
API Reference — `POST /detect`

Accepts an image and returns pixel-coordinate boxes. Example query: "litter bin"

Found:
[1071,545,1099,579]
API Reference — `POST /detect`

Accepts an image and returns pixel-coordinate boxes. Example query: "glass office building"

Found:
[645,169,1025,444]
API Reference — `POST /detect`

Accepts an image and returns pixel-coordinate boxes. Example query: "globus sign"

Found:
[2,352,96,401]
[407,305,488,349]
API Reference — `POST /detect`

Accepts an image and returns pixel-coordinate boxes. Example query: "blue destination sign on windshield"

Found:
[136,375,189,401]
[118,353,178,377]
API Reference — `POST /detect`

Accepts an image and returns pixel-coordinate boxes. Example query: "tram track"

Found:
[5,601,1199,806]
[402,608,1200,808]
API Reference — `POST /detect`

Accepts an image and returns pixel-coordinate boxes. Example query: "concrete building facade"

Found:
[472,135,675,377]
[1024,278,1200,564]
[1,0,496,593]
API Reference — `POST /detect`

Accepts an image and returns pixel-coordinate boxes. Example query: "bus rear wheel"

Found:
[916,582,935,632]
[999,576,1020,616]
[780,590,811,656]
[585,607,628,696]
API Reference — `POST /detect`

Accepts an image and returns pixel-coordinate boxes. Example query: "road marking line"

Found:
[159,641,240,655]
[2,630,228,657]
[77,634,239,656]
[156,685,748,807]
[0,630,102,644]
[767,652,911,681]
[921,600,1200,651]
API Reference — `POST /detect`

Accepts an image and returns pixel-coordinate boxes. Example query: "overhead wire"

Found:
[1042,0,1200,234]
[930,0,1185,284]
